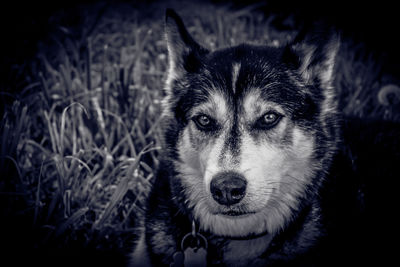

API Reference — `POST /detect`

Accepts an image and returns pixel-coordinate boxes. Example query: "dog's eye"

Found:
[255,112,282,130]
[193,114,217,131]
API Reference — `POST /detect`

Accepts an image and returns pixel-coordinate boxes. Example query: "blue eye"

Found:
[255,112,282,130]
[193,114,217,131]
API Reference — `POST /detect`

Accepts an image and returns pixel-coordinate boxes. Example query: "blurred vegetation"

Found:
[0,0,399,264]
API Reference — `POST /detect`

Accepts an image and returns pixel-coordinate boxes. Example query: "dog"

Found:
[131,8,399,267]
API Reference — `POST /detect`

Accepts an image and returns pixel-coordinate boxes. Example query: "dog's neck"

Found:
[216,233,275,266]
[202,201,322,265]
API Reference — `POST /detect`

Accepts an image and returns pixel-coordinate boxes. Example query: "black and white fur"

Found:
[131,8,399,267]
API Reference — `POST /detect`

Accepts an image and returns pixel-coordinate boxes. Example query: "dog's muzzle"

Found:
[210,171,247,206]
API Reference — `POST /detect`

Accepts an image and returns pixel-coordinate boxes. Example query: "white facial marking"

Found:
[231,63,241,94]
[243,90,284,121]
[176,88,317,238]
[190,91,228,123]
[192,126,315,237]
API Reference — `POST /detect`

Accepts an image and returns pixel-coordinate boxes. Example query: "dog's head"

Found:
[163,9,340,237]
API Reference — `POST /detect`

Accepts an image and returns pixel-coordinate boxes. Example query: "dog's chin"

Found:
[195,209,269,238]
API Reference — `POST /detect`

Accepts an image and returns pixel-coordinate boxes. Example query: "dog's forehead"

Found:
[192,45,305,114]
[205,45,283,88]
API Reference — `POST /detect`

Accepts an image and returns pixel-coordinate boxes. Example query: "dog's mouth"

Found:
[219,210,255,217]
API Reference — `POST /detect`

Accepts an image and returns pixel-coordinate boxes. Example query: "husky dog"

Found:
[131,8,398,267]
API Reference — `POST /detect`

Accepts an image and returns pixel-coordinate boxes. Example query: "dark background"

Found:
[2,0,400,76]
[1,0,399,266]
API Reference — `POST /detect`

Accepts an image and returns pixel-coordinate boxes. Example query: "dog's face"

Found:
[163,10,339,237]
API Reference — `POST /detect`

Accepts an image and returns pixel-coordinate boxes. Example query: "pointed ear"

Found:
[283,31,340,125]
[287,32,340,90]
[165,9,208,76]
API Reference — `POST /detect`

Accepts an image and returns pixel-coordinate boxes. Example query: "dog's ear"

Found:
[283,31,340,117]
[284,31,340,90]
[165,9,208,76]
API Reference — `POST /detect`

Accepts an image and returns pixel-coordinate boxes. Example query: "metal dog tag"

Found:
[175,220,208,267]
[183,247,207,267]
[171,251,184,267]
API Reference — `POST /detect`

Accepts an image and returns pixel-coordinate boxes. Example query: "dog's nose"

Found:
[210,172,247,205]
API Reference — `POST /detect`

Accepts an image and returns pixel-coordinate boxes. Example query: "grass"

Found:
[0,0,399,263]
